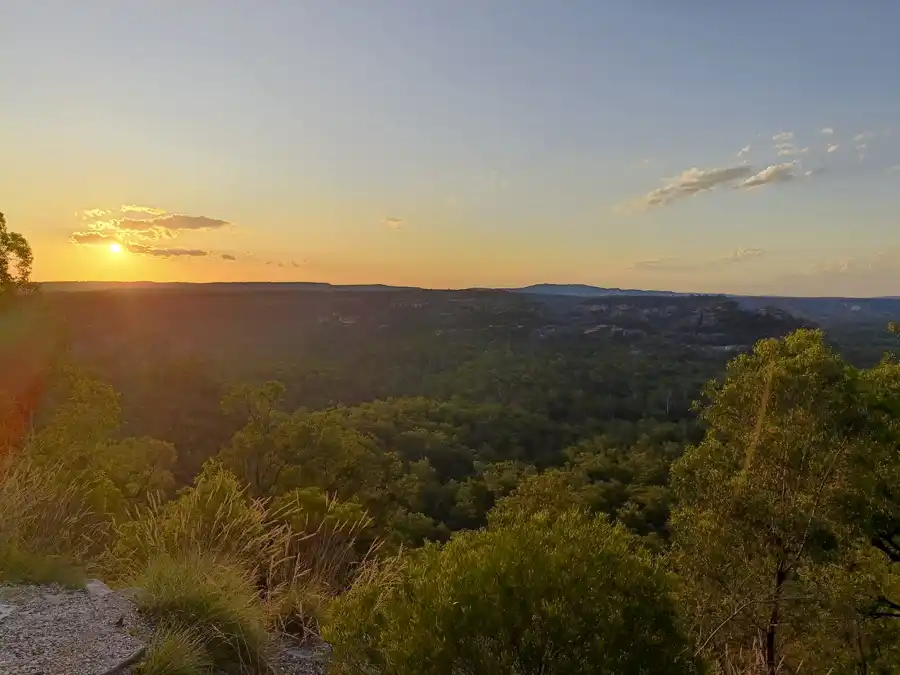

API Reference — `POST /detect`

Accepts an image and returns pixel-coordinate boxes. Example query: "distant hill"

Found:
[41,282,688,297]
[512,284,686,297]
[38,281,416,294]
[37,281,900,325]
[508,284,900,324]
[731,295,900,325]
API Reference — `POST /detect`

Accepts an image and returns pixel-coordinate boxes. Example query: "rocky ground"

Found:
[0,581,145,675]
[0,581,330,675]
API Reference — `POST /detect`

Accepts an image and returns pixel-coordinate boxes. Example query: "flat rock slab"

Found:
[0,582,146,675]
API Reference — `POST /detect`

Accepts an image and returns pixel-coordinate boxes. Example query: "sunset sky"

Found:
[3,1,899,296]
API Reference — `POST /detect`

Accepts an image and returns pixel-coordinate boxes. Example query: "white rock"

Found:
[86,580,113,598]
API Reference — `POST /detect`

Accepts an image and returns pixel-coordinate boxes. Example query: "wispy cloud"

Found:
[70,231,121,245]
[71,205,233,261]
[633,257,687,271]
[724,247,766,263]
[619,164,754,212]
[127,244,209,258]
[769,248,900,296]
[811,250,900,276]
[72,206,232,244]
[120,204,167,216]
[620,133,836,213]
[118,213,229,233]
[80,208,112,219]
[382,217,403,231]
[820,127,834,135]
[628,158,655,170]
[84,219,174,241]
[850,132,874,160]
[634,247,767,271]
[776,143,809,157]
[71,232,209,257]
[739,162,798,189]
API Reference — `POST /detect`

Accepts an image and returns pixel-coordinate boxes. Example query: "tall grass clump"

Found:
[113,460,379,666]
[134,552,270,672]
[263,487,378,639]
[0,453,115,585]
[108,461,272,577]
[112,462,377,585]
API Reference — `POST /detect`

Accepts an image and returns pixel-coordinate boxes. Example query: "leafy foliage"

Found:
[0,212,34,298]
[670,329,900,673]
[326,509,701,675]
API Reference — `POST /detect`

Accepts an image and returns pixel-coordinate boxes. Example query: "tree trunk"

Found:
[766,566,787,675]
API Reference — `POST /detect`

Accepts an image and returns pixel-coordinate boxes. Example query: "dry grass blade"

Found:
[0,453,110,583]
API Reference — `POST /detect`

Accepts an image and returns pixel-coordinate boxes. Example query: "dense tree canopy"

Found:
[670,329,900,674]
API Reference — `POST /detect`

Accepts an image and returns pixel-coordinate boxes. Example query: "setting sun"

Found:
[109,242,122,254]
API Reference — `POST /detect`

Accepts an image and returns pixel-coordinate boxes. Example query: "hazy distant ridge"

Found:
[511,283,688,297]
[37,280,900,324]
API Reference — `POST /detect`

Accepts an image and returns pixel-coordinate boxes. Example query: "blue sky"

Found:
[2,1,899,295]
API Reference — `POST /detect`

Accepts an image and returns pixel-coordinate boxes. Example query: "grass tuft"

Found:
[134,552,271,672]
[265,579,330,643]
[135,624,213,675]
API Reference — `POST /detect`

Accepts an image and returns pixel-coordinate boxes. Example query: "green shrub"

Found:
[487,468,589,526]
[134,552,270,672]
[135,624,212,675]
[325,509,701,675]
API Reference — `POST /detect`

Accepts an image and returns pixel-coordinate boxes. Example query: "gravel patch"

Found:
[269,638,331,675]
[0,581,147,675]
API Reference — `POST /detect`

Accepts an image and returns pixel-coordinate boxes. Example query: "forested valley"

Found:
[4,218,900,674]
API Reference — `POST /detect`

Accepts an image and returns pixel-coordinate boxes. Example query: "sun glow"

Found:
[109,243,123,254]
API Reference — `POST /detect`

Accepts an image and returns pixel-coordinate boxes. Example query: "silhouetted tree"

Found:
[0,212,34,299]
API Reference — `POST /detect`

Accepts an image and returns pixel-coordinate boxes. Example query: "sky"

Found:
[2,1,900,296]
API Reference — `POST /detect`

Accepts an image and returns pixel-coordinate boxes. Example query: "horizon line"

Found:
[34,280,900,301]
